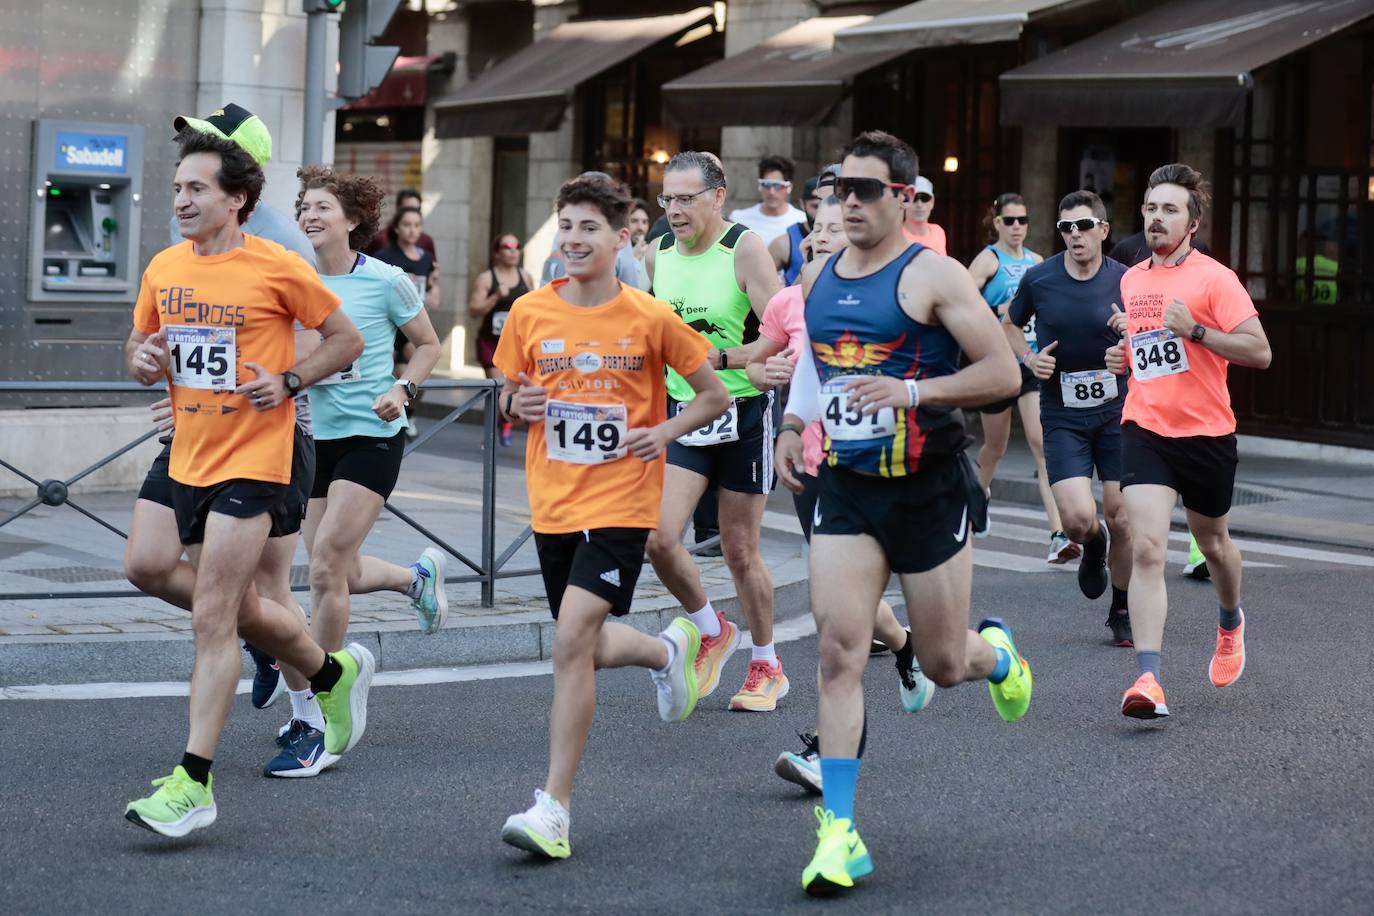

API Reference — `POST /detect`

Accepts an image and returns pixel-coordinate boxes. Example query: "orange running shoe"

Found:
[729,659,789,712]
[1209,610,1246,688]
[1120,672,1169,719]
[694,612,741,700]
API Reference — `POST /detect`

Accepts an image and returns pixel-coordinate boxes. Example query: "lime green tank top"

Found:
[653,223,761,401]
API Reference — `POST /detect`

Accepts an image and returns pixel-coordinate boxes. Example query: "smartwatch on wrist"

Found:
[282,370,303,397]
[719,350,730,370]
[778,421,805,439]
[1190,324,1207,343]
[394,379,418,399]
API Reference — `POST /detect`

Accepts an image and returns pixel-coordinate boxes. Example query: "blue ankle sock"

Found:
[1136,650,1161,680]
[819,757,860,824]
[988,647,1011,684]
[1219,605,1241,631]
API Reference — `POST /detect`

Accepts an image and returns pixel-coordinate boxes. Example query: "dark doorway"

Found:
[1056,127,1171,250]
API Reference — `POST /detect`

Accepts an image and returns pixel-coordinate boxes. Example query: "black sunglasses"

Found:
[834,177,909,204]
[998,215,1030,226]
[914,193,933,203]
[1056,217,1106,233]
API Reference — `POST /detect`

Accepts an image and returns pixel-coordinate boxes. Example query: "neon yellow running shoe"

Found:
[802,807,872,896]
[315,642,376,755]
[124,766,216,837]
[979,617,1032,722]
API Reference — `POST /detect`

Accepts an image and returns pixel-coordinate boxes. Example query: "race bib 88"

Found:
[167,326,235,391]
[1059,369,1118,408]
[545,400,627,464]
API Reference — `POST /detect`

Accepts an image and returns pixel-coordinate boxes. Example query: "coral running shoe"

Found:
[729,659,789,712]
[694,612,741,699]
[1209,610,1246,688]
[1120,672,1169,719]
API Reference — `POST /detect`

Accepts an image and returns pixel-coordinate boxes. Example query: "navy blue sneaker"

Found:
[244,642,284,709]
[264,719,339,778]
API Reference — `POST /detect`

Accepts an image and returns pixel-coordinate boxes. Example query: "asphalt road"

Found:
[3,551,1372,915]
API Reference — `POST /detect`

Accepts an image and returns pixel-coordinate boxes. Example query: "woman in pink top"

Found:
[743,193,933,797]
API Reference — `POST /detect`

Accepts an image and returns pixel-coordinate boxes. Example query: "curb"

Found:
[0,578,812,687]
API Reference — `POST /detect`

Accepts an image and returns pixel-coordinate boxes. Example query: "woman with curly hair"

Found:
[263,166,448,777]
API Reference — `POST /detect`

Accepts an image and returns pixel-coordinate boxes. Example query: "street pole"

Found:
[302,9,327,165]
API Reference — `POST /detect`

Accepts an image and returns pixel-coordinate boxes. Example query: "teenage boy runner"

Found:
[494,175,730,859]
[775,131,1030,895]
[1006,190,1134,646]
[123,130,372,836]
[1106,163,1271,720]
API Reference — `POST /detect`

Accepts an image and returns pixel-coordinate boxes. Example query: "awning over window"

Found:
[661,16,909,127]
[433,8,713,138]
[345,56,442,111]
[832,0,1091,55]
[1000,0,1374,128]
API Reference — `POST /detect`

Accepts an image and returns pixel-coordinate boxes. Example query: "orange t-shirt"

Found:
[1119,251,1258,438]
[132,235,341,487]
[492,279,709,534]
[902,222,946,256]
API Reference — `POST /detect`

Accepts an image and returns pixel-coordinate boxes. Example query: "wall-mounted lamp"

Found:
[943,157,959,173]
[650,148,670,165]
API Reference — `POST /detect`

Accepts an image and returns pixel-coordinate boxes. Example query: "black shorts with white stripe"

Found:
[533,527,651,619]
[665,391,776,495]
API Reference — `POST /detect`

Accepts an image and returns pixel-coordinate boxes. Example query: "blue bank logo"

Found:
[54,131,128,174]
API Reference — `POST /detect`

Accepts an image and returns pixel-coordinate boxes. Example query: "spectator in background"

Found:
[470,233,533,447]
[629,198,653,289]
[728,154,807,245]
[365,188,437,262]
[373,207,440,435]
[901,176,947,256]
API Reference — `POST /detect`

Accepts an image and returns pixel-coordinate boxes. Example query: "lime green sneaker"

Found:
[980,617,1032,722]
[802,807,872,896]
[124,766,216,837]
[315,642,376,755]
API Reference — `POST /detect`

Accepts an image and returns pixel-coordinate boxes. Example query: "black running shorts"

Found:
[665,392,775,495]
[977,363,1040,414]
[534,527,650,619]
[812,454,985,574]
[311,430,406,500]
[171,478,294,546]
[1120,422,1238,518]
[1042,405,1123,485]
[137,436,175,508]
[792,471,820,542]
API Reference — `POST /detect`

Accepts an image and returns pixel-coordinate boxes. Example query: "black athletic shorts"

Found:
[171,478,294,546]
[665,392,775,495]
[977,363,1040,414]
[145,427,312,539]
[1042,405,1124,485]
[312,430,406,500]
[534,527,650,619]
[813,453,986,574]
[1120,421,1238,518]
[792,471,820,542]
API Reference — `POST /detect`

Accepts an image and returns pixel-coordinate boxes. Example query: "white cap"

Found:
[914,176,935,196]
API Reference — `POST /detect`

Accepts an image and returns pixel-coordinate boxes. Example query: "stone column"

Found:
[1176,128,1217,248]
[1019,126,1058,257]
[522,1,581,274]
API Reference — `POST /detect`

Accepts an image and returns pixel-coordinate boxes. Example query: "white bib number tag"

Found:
[819,377,896,441]
[1130,328,1189,381]
[167,326,235,391]
[1059,369,1118,408]
[676,399,739,447]
[545,400,627,464]
[316,334,362,385]
[491,311,508,337]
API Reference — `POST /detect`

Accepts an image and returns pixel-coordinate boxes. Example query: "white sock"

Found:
[406,565,424,600]
[654,635,676,675]
[751,641,777,666]
[688,602,721,638]
[288,688,325,732]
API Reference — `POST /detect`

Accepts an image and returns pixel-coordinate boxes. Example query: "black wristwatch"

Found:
[282,370,303,397]
[719,349,730,370]
[1190,324,1207,343]
[395,379,418,399]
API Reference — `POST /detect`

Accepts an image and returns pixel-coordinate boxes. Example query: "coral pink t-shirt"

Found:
[902,222,946,256]
[759,285,825,475]
[1119,251,1259,438]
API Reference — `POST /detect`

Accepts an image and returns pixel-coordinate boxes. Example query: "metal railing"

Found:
[0,379,533,607]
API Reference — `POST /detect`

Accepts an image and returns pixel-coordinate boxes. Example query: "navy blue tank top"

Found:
[806,244,966,476]
[781,221,808,286]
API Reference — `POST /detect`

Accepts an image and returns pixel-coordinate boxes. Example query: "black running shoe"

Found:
[868,640,889,656]
[244,641,284,709]
[1077,524,1110,600]
[1105,610,1134,648]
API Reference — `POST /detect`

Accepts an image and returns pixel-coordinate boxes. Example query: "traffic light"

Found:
[338,0,403,100]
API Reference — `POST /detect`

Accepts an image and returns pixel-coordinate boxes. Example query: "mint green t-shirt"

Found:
[310,255,423,441]
[652,224,761,402]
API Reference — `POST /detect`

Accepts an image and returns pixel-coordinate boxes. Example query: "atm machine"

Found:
[28,119,145,303]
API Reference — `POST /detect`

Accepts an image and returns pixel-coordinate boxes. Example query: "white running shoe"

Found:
[501,789,571,859]
[774,732,823,795]
[650,617,700,723]
[898,656,935,714]
[1047,531,1081,564]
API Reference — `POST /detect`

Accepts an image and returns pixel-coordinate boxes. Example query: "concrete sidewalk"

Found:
[1,412,1369,685]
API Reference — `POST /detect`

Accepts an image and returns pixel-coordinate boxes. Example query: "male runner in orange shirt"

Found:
[123,129,371,835]
[1106,163,1271,720]
[494,174,729,860]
